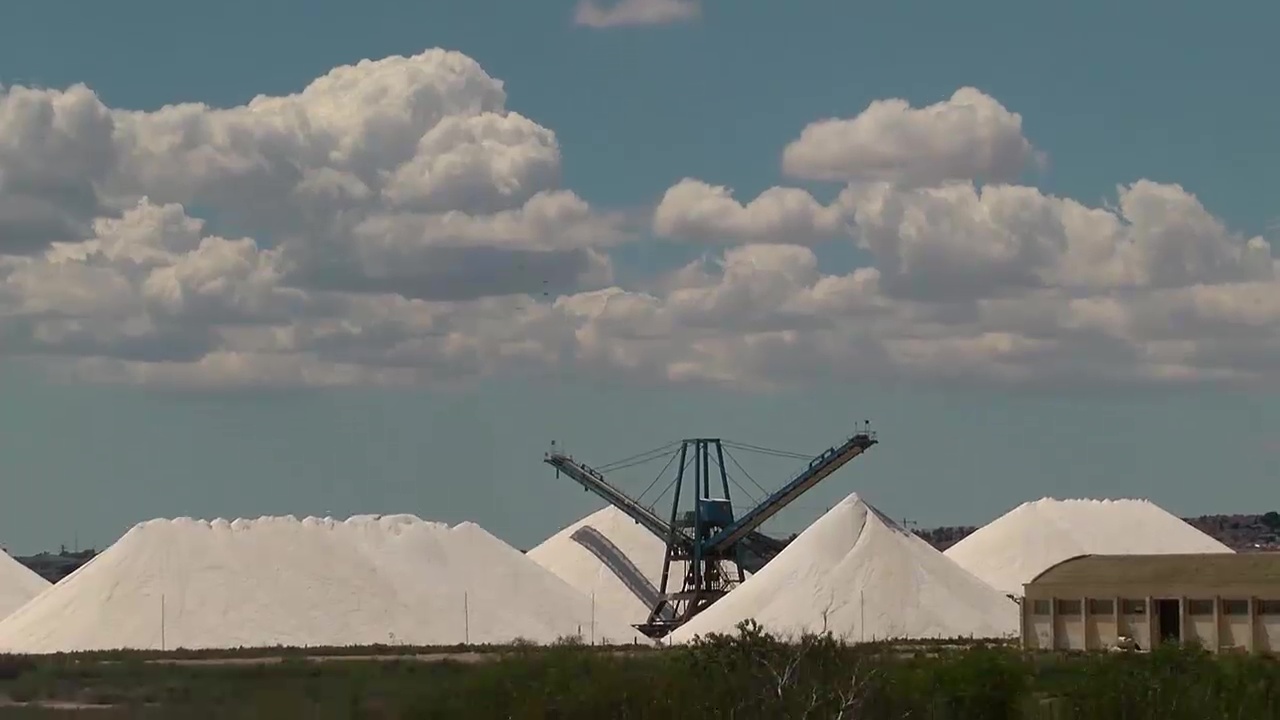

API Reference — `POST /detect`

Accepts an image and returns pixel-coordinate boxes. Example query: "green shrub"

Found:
[4,629,1280,717]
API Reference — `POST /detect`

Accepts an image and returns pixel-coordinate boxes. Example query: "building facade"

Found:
[1021,553,1280,654]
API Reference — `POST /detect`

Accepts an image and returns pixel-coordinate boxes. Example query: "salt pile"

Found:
[528,506,681,624]
[669,493,1019,643]
[529,506,753,625]
[0,515,644,653]
[0,550,49,619]
[527,507,668,623]
[944,498,1234,595]
[529,504,706,622]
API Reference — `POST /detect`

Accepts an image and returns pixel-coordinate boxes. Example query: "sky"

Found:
[1,0,1278,555]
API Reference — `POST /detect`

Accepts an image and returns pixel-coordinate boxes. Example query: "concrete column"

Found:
[1048,596,1057,650]
[1179,596,1187,644]
[1113,595,1121,648]
[1020,598,1029,649]
[1248,597,1256,654]
[1213,595,1221,654]
[1081,595,1089,650]
[1146,595,1155,649]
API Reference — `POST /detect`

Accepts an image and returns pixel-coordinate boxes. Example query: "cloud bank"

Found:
[0,50,1274,391]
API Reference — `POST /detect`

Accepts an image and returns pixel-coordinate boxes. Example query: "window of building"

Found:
[1257,600,1280,615]
[1222,599,1250,616]
[1088,598,1114,615]
[1120,599,1147,615]
[1031,599,1051,616]
[1055,599,1082,616]
[1187,599,1215,616]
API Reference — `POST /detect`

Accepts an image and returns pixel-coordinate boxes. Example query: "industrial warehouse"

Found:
[1021,553,1280,654]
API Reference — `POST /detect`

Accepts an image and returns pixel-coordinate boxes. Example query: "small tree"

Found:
[1261,511,1280,530]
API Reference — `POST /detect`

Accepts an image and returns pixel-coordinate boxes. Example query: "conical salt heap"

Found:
[0,549,49,619]
[528,506,676,624]
[670,493,1018,643]
[944,497,1233,595]
[529,505,752,625]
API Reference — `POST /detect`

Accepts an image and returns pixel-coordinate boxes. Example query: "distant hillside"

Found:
[12,548,97,584]
[1180,512,1280,552]
[912,525,979,552]
[913,512,1280,553]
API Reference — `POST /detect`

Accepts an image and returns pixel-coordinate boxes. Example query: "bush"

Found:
[3,630,1280,717]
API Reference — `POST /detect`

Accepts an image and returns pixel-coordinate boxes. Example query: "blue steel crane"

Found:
[544,425,877,639]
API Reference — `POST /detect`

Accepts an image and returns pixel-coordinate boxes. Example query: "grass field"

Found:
[0,623,1277,718]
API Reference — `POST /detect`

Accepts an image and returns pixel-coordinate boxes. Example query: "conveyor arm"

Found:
[706,432,876,553]
[544,453,688,546]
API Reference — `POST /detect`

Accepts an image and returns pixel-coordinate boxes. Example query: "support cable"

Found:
[720,447,772,498]
[722,439,810,457]
[603,450,677,474]
[721,440,812,461]
[598,441,682,473]
[597,445,677,472]
[723,445,810,462]
[643,453,697,515]
[634,448,681,506]
[709,455,760,509]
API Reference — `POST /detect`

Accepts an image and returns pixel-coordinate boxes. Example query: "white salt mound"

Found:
[0,549,49,619]
[529,506,750,625]
[528,506,676,624]
[0,515,644,653]
[669,493,1019,644]
[944,498,1234,595]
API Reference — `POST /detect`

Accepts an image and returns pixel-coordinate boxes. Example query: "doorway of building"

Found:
[1156,599,1181,644]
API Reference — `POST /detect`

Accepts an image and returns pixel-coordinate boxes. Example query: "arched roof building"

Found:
[1022,553,1280,654]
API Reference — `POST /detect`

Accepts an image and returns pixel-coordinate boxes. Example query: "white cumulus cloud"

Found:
[653,179,846,245]
[782,87,1041,187]
[1,53,1277,391]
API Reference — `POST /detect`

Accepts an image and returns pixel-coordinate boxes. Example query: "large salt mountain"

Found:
[945,498,1233,595]
[0,550,49,619]
[669,493,1019,643]
[0,515,643,653]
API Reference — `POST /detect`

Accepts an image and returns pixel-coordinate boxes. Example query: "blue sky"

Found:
[0,0,1277,555]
